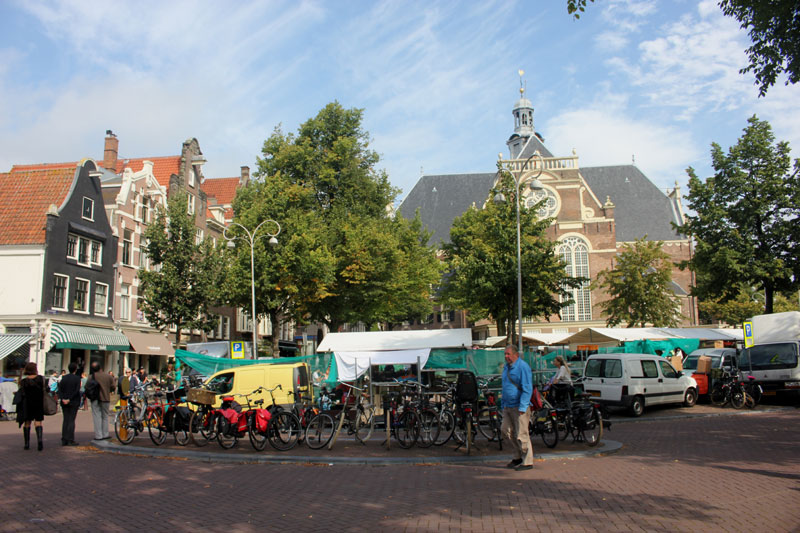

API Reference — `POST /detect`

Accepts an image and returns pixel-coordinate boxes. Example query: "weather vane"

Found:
[518,69,526,97]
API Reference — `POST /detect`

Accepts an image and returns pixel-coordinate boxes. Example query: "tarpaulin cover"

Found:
[334,349,430,381]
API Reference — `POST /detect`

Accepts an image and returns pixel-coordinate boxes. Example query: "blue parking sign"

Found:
[231,341,245,359]
[743,321,754,348]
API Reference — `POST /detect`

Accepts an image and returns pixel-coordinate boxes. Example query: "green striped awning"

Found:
[49,324,130,351]
[0,334,32,360]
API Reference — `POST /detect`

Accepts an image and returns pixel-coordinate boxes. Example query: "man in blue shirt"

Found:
[501,344,534,470]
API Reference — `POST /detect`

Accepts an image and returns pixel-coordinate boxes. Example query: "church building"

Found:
[399,86,696,340]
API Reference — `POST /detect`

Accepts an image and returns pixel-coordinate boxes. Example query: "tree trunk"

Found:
[764,285,774,314]
[270,310,280,357]
[175,323,182,350]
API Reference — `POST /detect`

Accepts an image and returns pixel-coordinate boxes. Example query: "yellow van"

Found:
[202,362,311,408]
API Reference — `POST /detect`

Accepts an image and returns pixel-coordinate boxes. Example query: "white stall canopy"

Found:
[317,328,472,352]
[560,327,679,346]
[335,349,431,381]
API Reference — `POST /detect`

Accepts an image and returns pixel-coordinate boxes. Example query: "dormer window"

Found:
[82,197,94,221]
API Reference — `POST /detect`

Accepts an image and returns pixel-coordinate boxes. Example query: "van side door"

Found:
[638,360,664,405]
[657,360,685,404]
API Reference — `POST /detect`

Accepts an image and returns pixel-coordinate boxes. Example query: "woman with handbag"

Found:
[17,362,45,450]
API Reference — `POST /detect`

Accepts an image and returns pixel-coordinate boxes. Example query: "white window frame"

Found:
[52,274,69,311]
[187,194,195,215]
[74,277,90,314]
[77,237,91,266]
[94,282,109,316]
[558,236,592,322]
[66,234,78,260]
[82,197,94,221]
[120,283,131,321]
[188,169,196,188]
[122,230,133,266]
[90,240,103,267]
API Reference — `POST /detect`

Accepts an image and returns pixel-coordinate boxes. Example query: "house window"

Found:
[122,230,133,266]
[91,241,102,265]
[82,197,94,221]
[94,283,108,316]
[52,274,68,310]
[189,169,196,188]
[187,195,195,215]
[222,316,230,339]
[74,278,89,313]
[141,197,149,223]
[558,236,592,322]
[78,237,89,265]
[66,234,77,259]
[196,228,203,244]
[120,283,130,321]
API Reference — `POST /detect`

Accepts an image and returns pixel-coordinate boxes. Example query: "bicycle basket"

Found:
[187,388,216,405]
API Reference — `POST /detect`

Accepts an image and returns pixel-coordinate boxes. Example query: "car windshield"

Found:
[683,355,721,370]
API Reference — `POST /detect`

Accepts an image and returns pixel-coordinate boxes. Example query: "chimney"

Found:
[103,130,119,172]
[240,166,250,187]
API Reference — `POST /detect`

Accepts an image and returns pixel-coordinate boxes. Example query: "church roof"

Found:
[581,165,683,242]
[398,172,496,246]
[399,165,684,246]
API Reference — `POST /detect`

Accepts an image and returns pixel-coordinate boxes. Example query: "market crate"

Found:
[187,388,216,405]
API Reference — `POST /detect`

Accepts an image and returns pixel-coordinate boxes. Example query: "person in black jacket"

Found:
[17,362,45,450]
[58,362,82,446]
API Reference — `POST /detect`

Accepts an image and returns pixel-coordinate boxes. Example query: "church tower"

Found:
[507,70,544,159]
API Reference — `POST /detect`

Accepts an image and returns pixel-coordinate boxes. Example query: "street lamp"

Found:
[224,219,281,358]
[494,150,544,355]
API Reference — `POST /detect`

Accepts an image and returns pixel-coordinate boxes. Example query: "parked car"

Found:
[683,348,738,400]
[582,353,698,417]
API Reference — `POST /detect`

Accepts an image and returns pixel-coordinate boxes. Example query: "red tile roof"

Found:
[117,156,181,188]
[202,176,239,205]
[0,166,77,245]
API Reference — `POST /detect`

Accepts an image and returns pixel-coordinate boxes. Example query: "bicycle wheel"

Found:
[172,410,190,446]
[556,412,571,442]
[115,409,136,445]
[189,408,215,447]
[747,384,762,407]
[539,412,559,449]
[305,412,335,450]
[710,383,727,406]
[581,408,603,447]
[477,407,496,441]
[730,385,747,409]
[147,408,167,446]
[393,411,419,449]
[434,409,455,446]
[268,411,301,451]
[417,409,440,448]
[216,414,238,449]
[248,415,269,452]
[354,406,375,444]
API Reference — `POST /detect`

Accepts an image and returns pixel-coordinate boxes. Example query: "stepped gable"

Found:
[0,165,77,245]
[116,156,181,188]
[399,172,496,246]
[581,165,682,242]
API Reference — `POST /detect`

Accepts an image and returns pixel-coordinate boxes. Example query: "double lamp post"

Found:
[493,150,545,355]
[224,219,281,358]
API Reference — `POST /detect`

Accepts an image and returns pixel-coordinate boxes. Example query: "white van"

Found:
[582,353,698,417]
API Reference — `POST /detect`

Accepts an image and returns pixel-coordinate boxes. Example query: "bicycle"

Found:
[710,369,747,409]
[114,384,165,446]
[262,384,301,451]
[186,386,219,447]
[476,377,503,450]
[529,386,559,449]
[549,381,603,447]
[326,381,379,449]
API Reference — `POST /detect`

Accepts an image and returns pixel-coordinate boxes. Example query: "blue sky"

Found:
[1,0,798,204]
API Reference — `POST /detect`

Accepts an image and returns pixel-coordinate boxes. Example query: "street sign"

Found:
[743,321,754,348]
[231,341,245,359]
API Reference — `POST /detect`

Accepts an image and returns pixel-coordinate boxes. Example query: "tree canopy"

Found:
[139,193,223,346]
[244,102,441,334]
[592,237,683,328]
[441,167,580,344]
[677,115,800,314]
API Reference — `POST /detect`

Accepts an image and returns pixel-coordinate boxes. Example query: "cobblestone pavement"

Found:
[1,404,798,532]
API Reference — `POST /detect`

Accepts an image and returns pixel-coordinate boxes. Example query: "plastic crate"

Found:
[187,388,216,405]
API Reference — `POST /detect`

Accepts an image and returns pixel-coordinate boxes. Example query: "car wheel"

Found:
[629,395,644,417]
[683,388,698,407]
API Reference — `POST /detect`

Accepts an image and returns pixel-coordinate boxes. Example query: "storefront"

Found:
[122,329,175,377]
[47,323,130,375]
[0,334,33,377]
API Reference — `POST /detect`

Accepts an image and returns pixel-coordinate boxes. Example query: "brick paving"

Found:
[0,404,798,532]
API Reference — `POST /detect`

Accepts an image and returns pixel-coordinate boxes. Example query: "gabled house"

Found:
[0,159,129,377]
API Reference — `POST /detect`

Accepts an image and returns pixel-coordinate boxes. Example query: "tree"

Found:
[567,0,594,20]
[441,167,581,344]
[701,285,800,325]
[592,237,683,327]
[139,193,223,347]
[252,102,441,332]
[677,116,800,314]
[719,0,800,96]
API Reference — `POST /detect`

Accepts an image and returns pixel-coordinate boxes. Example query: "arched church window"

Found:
[557,236,592,322]
[525,187,559,219]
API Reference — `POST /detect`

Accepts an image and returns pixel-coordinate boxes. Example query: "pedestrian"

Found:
[57,362,81,446]
[119,368,132,398]
[89,362,116,441]
[17,362,45,451]
[501,344,534,471]
[79,372,88,410]
[130,367,147,392]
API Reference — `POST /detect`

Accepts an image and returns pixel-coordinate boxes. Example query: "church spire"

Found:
[513,69,534,137]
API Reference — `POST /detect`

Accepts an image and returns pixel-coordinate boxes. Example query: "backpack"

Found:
[84,376,100,401]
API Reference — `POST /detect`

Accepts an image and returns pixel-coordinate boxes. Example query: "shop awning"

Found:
[0,334,32,360]
[49,324,130,351]
[123,329,174,356]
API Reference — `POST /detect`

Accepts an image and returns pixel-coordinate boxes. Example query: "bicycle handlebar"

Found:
[337,381,365,392]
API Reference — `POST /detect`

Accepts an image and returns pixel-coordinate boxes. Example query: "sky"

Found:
[1,0,798,205]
